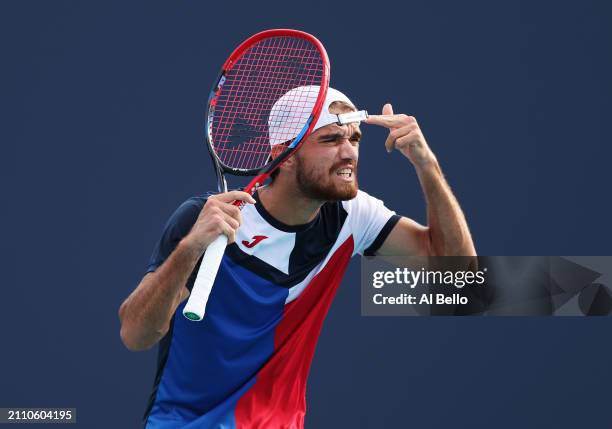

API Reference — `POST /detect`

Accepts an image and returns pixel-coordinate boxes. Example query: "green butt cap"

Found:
[184,312,202,321]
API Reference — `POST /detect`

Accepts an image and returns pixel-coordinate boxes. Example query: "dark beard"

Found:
[295,155,358,201]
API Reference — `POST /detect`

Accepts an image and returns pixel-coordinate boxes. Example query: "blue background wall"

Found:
[2,1,611,427]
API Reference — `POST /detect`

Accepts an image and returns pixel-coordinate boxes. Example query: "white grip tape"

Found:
[182,234,228,321]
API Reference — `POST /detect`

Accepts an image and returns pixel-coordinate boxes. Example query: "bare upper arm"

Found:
[119,271,191,351]
[375,217,433,257]
[119,272,190,326]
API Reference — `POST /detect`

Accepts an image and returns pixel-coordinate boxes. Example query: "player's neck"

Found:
[257,182,323,226]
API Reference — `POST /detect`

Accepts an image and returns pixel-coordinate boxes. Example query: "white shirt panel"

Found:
[342,190,397,256]
[235,204,296,275]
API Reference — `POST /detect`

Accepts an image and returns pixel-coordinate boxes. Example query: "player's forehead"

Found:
[306,121,362,147]
[327,99,356,116]
[325,100,360,134]
[314,121,361,136]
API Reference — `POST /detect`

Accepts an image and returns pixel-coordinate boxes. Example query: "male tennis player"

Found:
[119,87,475,428]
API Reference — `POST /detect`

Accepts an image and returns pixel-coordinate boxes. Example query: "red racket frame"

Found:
[205,29,330,198]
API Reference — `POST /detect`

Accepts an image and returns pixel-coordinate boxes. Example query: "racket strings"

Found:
[211,36,325,171]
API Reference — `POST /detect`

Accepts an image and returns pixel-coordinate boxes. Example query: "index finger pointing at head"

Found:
[214,190,256,204]
[364,114,405,129]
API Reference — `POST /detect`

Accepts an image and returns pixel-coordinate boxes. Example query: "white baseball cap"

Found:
[268,86,367,146]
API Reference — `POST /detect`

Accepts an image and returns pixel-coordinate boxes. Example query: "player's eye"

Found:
[319,135,339,143]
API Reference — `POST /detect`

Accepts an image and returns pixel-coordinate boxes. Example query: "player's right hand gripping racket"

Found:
[182,29,330,321]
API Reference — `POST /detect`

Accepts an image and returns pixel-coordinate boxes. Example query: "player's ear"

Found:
[276,155,296,175]
[270,144,285,160]
[269,140,295,171]
[283,156,296,168]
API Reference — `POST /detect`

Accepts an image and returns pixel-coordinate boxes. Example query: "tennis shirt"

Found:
[143,189,400,429]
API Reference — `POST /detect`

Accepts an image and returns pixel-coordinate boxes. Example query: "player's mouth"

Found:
[335,167,354,182]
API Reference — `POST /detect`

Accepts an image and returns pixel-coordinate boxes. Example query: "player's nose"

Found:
[338,137,358,161]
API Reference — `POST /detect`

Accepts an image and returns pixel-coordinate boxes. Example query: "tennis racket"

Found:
[182,29,330,321]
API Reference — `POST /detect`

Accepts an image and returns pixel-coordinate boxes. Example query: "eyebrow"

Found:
[318,130,362,142]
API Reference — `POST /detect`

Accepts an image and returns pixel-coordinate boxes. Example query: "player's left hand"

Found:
[365,103,437,169]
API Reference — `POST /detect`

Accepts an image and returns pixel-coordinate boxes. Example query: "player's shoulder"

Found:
[179,194,209,210]
[341,189,385,212]
[165,193,210,228]
[175,194,208,213]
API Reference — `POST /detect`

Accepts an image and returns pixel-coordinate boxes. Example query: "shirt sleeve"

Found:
[344,190,401,256]
[146,196,205,274]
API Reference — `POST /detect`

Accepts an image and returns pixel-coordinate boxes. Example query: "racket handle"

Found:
[182,234,228,321]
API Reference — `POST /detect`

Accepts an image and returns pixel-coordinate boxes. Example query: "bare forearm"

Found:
[365,108,476,257]
[119,191,254,351]
[416,161,476,256]
[119,239,201,351]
